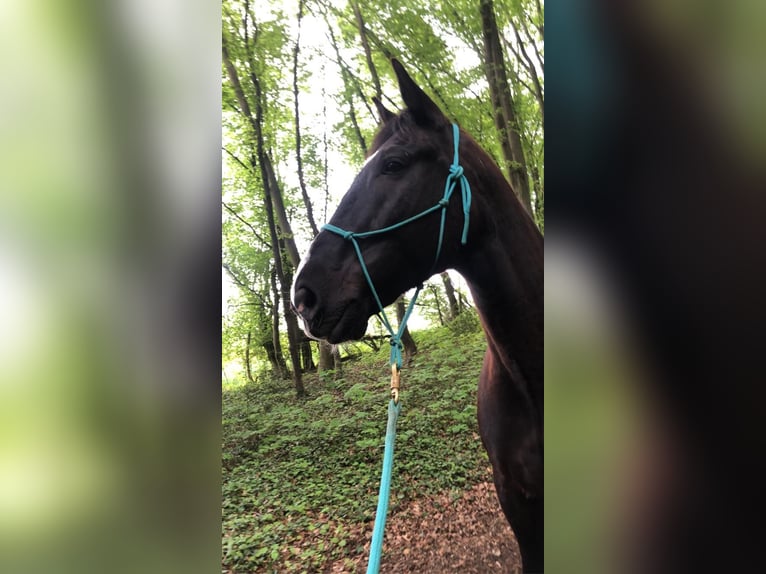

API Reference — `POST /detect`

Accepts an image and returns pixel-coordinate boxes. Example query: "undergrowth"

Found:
[222,326,489,573]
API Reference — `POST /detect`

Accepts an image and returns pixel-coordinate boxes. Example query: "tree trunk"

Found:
[255,109,304,394]
[301,339,315,372]
[266,270,288,379]
[441,271,460,321]
[269,267,288,378]
[430,285,445,327]
[263,339,288,379]
[245,331,255,384]
[276,246,305,395]
[480,0,533,214]
[395,296,417,366]
[274,235,305,396]
[332,345,343,376]
[263,153,301,268]
[509,18,544,124]
[323,12,367,155]
[223,41,305,397]
[292,0,320,236]
[532,164,544,227]
[321,63,330,223]
[318,341,334,372]
[352,1,381,100]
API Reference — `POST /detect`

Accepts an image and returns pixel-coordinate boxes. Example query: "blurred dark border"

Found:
[547,0,766,571]
[0,1,221,573]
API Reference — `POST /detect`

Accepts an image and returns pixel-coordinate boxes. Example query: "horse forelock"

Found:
[367,110,444,158]
[367,114,405,157]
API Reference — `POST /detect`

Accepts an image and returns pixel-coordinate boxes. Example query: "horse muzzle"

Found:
[292,281,369,344]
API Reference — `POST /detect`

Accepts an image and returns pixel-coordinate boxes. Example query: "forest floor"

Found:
[222,323,520,573]
[326,480,520,573]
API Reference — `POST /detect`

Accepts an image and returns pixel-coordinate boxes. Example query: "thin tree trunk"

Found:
[497,2,544,121]
[245,331,255,384]
[318,341,334,371]
[292,0,319,236]
[273,219,304,394]
[315,2,376,120]
[301,338,315,372]
[263,153,300,268]
[274,233,305,394]
[263,339,288,378]
[521,7,544,61]
[340,70,367,155]
[430,285,445,327]
[396,296,417,365]
[532,164,543,226]
[269,267,288,378]
[480,0,533,214]
[332,345,342,376]
[509,19,544,123]
[533,0,544,40]
[352,1,381,100]
[321,63,330,223]
[323,12,367,154]
[458,290,473,313]
[222,199,271,248]
[441,271,460,321]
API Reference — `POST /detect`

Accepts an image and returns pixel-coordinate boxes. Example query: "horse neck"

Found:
[454,168,543,404]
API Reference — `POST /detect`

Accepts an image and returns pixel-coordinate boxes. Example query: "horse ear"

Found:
[372,96,396,123]
[391,58,444,126]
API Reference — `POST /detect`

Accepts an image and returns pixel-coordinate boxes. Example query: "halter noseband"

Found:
[322,123,472,373]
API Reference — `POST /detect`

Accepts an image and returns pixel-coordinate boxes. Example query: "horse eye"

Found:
[382,159,406,174]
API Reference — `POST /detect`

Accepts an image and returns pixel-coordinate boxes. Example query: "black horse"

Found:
[292,60,543,572]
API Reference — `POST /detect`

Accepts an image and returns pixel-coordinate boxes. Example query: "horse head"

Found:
[292,60,481,344]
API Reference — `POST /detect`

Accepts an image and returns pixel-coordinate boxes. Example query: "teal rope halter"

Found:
[322,123,471,369]
[322,123,471,574]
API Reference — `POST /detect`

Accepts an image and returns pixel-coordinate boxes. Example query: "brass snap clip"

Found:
[390,364,401,404]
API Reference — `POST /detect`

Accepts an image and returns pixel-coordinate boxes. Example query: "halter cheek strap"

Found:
[322,123,472,371]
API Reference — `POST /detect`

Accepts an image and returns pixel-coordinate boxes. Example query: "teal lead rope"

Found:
[322,123,471,574]
[366,398,401,573]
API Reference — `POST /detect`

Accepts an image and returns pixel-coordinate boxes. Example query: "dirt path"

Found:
[329,481,521,573]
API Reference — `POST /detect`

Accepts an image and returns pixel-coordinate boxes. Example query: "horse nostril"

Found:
[293,286,318,316]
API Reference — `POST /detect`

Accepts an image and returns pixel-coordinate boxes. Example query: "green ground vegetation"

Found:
[222,324,490,572]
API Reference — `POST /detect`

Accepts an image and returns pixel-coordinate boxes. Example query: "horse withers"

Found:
[291,60,543,572]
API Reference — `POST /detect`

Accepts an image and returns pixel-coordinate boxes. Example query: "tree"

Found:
[222,8,305,397]
[441,271,460,321]
[395,296,418,365]
[480,0,533,214]
[292,0,320,237]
